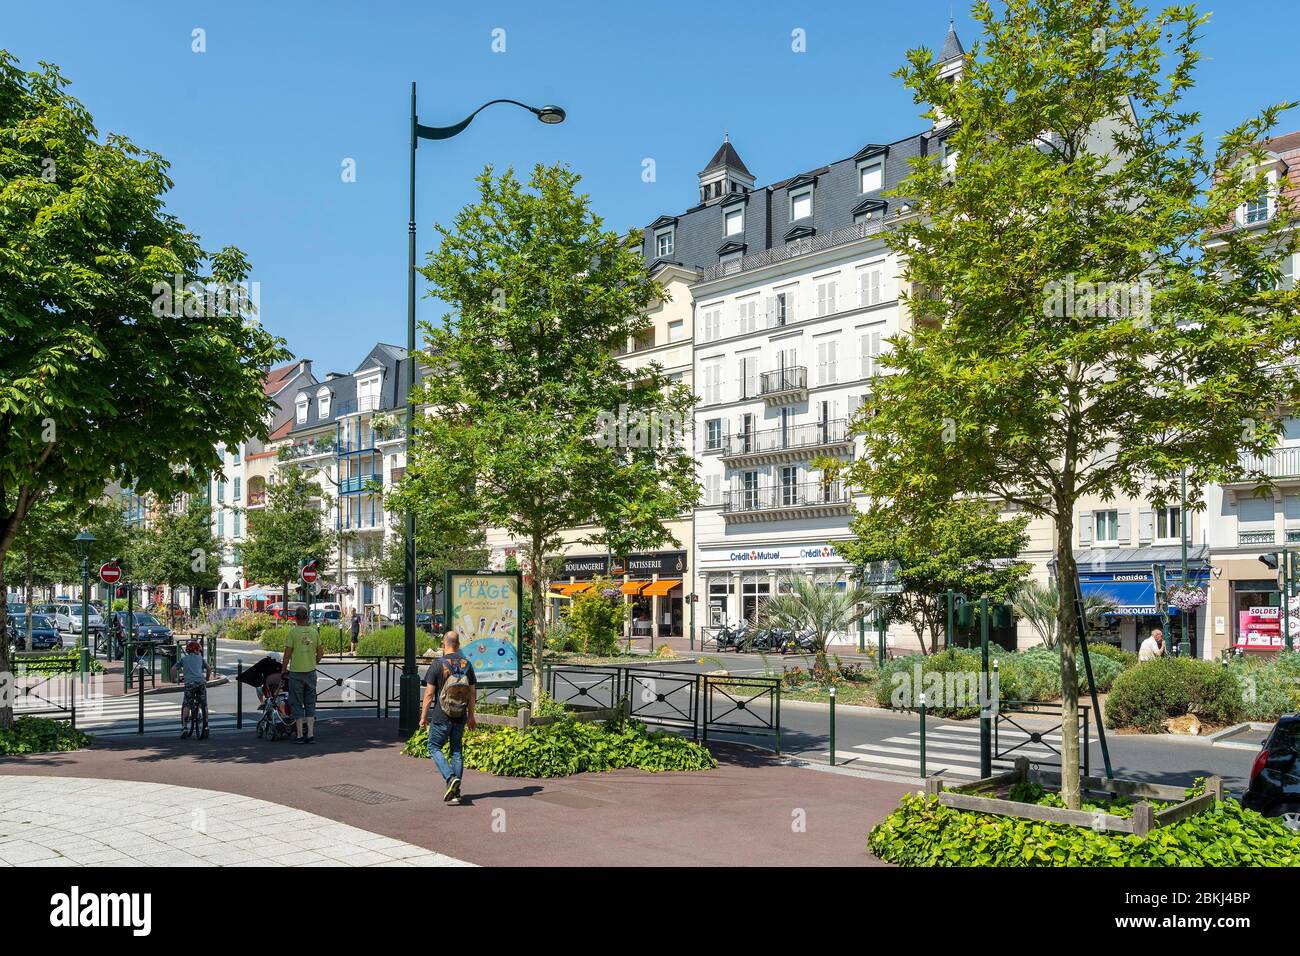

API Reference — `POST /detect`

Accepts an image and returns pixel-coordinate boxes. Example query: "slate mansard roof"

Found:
[288,342,423,436]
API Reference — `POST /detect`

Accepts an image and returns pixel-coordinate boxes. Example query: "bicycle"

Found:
[180,684,208,739]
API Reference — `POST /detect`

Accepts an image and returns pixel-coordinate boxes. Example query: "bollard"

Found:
[236,659,243,729]
[918,691,927,780]
[828,685,837,766]
[137,657,145,736]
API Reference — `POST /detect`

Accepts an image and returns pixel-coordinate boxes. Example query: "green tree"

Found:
[1013,578,1117,650]
[0,53,287,725]
[374,517,489,615]
[758,576,877,671]
[241,469,335,615]
[393,164,697,699]
[848,0,1300,807]
[131,495,219,615]
[839,499,1031,653]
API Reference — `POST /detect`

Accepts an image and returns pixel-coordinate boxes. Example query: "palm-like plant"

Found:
[758,575,877,670]
[1013,578,1116,649]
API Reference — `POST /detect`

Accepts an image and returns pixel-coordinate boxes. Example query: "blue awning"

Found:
[1080,579,1173,617]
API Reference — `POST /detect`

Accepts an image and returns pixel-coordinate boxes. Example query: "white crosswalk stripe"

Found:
[814,724,1068,780]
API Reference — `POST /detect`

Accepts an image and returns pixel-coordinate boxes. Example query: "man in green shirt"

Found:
[281,606,324,743]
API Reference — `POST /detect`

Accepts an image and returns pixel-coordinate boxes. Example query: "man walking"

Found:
[281,606,324,743]
[419,630,476,805]
[1138,627,1166,662]
[350,609,360,655]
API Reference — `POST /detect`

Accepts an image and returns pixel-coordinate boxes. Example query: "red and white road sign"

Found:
[300,565,319,585]
[99,563,122,585]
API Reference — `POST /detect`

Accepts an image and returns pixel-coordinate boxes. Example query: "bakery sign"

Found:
[558,551,687,579]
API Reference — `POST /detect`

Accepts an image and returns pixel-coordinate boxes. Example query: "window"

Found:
[633,327,654,351]
[1245,194,1270,224]
[725,207,744,236]
[858,161,882,193]
[738,354,758,399]
[1155,506,1182,542]
[317,387,331,419]
[216,479,225,503]
[742,471,759,510]
[656,229,674,258]
[719,252,742,273]
[233,512,241,538]
[859,329,882,378]
[233,477,241,500]
[700,307,722,342]
[737,299,758,334]
[668,319,685,342]
[217,510,225,538]
[701,360,723,404]
[1094,509,1119,544]
[859,263,884,306]
[815,336,838,385]
[790,188,812,221]
[703,473,721,506]
[780,466,799,505]
[815,278,838,317]
[704,419,723,451]
[854,211,876,225]
[766,292,792,327]
[295,400,308,424]
[231,446,241,465]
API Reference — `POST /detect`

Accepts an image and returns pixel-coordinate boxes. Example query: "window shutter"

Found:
[827,340,838,383]
[1079,512,1093,546]
[828,280,837,314]
[1117,510,1132,545]
[1139,509,1154,544]
[765,296,776,328]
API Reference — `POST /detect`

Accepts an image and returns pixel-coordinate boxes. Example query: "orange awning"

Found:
[553,582,591,596]
[642,578,681,597]
[620,580,650,595]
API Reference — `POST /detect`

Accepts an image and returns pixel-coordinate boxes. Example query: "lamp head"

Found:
[74,529,96,557]
[535,105,566,125]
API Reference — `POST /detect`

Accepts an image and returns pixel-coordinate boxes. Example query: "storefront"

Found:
[1229,579,1293,653]
[548,551,689,639]
[1076,557,1210,655]
[697,541,853,629]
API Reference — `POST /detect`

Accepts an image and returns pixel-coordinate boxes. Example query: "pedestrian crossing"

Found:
[815,722,1067,780]
[14,692,239,736]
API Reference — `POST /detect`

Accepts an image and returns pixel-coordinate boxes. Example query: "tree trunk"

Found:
[1055,509,1081,810]
[528,536,546,703]
[0,561,11,730]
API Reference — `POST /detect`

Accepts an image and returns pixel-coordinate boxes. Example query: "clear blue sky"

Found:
[4,0,1297,376]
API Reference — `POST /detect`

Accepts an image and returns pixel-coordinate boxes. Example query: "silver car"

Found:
[49,603,106,637]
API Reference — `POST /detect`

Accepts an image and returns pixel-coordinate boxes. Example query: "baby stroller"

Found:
[236,655,295,741]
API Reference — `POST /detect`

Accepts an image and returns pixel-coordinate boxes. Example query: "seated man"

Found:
[180,640,212,739]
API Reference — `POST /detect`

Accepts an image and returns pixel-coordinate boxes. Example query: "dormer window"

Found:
[656,228,674,259]
[295,398,308,424]
[724,207,744,237]
[317,387,332,419]
[790,188,813,222]
[858,160,882,193]
[1237,162,1278,226]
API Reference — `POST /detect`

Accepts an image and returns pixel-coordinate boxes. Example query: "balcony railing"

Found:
[1238,528,1276,547]
[1232,446,1300,482]
[700,219,892,282]
[759,366,807,398]
[334,395,383,416]
[338,474,381,494]
[723,480,852,515]
[723,419,850,459]
[279,437,336,460]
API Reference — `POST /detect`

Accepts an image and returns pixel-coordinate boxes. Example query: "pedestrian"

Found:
[350,609,360,655]
[179,640,212,739]
[280,605,324,744]
[419,629,477,805]
[1138,627,1165,662]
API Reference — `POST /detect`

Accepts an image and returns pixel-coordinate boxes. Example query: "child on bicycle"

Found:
[180,640,212,739]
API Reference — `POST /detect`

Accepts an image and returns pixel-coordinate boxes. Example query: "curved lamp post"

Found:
[398,88,566,737]
[74,529,96,674]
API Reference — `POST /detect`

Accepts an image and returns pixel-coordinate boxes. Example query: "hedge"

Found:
[1104,656,1244,732]
[0,716,92,756]
[868,785,1300,866]
[356,626,439,659]
[1226,652,1300,722]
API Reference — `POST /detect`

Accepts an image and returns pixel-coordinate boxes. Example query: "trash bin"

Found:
[157,643,179,683]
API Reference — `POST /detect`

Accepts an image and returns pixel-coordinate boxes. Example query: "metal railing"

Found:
[994,701,1090,776]
[279,438,336,460]
[702,674,781,753]
[338,474,380,494]
[1232,445,1300,481]
[722,418,849,458]
[759,366,807,396]
[723,480,852,514]
[1238,528,1276,546]
[701,219,891,282]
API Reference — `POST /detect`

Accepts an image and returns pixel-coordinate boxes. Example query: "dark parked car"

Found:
[110,611,174,646]
[1242,715,1300,831]
[6,613,62,651]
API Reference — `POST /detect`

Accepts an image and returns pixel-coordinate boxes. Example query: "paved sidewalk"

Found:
[0,775,470,867]
[0,718,910,866]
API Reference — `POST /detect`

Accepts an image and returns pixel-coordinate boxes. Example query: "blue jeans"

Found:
[427,720,464,783]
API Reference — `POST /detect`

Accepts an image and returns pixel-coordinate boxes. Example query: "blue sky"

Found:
[4,0,1298,376]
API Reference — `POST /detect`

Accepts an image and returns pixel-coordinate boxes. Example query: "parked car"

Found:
[310,608,342,626]
[1242,714,1300,830]
[109,611,173,645]
[48,603,106,638]
[267,602,309,622]
[5,613,62,651]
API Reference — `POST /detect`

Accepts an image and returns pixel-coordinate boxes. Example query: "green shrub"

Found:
[1224,653,1300,722]
[565,578,628,657]
[1105,657,1245,732]
[868,789,1300,866]
[355,626,439,658]
[1085,642,1138,672]
[0,716,92,755]
[545,618,579,653]
[221,612,276,643]
[401,710,716,777]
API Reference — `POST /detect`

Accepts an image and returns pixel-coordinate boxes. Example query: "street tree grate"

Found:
[315,784,407,806]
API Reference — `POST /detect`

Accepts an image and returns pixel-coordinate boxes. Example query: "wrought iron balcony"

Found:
[278,437,336,461]
[758,366,807,405]
[721,418,852,465]
[1226,446,1300,486]
[1238,528,1276,547]
[722,480,853,522]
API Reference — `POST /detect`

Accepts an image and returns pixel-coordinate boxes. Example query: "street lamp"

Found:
[73,530,96,675]
[398,86,566,737]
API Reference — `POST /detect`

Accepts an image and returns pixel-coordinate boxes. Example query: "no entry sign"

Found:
[99,563,122,585]
[300,565,319,585]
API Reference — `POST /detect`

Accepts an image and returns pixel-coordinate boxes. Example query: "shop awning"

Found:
[642,579,681,597]
[554,583,591,596]
[620,581,650,595]
[1079,579,1179,618]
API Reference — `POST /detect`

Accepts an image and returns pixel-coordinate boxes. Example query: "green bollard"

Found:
[918,691,927,779]
[828,685,837,766]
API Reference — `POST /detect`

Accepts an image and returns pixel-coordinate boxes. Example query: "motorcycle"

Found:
[777,628,818,655]
[714,621,750,653]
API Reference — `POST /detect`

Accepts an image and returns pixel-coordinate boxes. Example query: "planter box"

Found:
[923,758,1223,837]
